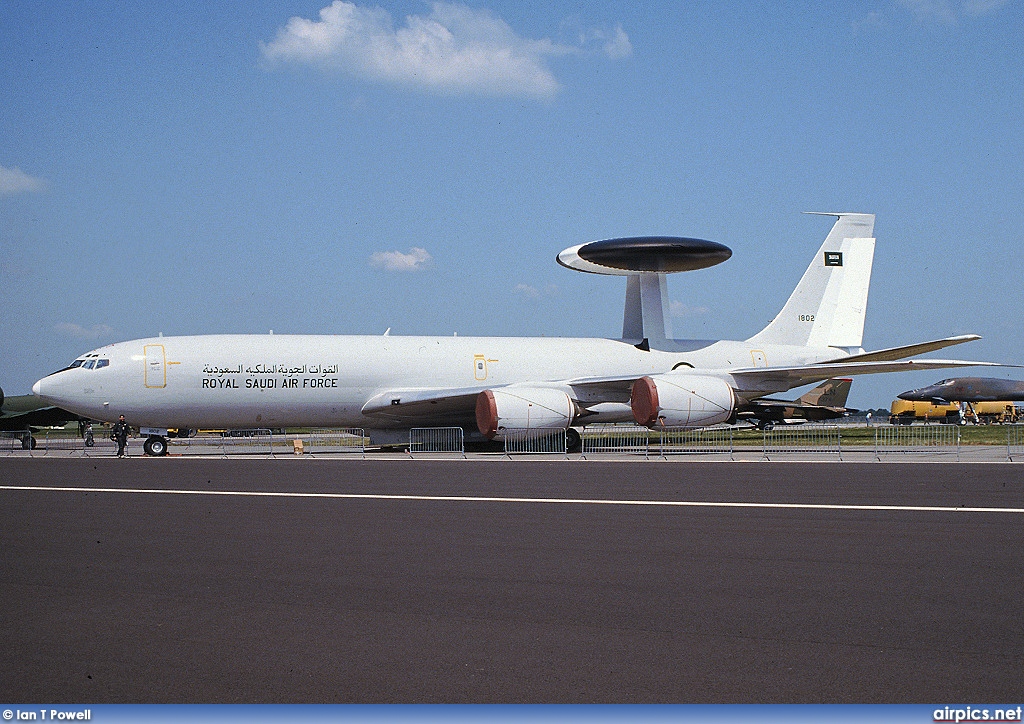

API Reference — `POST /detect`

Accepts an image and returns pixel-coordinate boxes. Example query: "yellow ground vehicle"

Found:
[970,402,1020,425]
[889,399,1021,425]
[888,399,961,425]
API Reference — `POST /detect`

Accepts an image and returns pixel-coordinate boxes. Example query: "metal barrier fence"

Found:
[503,428,568,456]
[167,428,368,458]
[763,425,842,460]
[82,427,117,456]
[0,428,111,457]
[874,424,960,461]
[2,423,1017,461]
[304,428,367,457]
[218,429,274,458]
[581,425,735,458]
[656,427,734,458]
[35,429,77,454]
[0,428,368,458]
[0,430,32,455]
[167,432,228,457]
[1008,424,1024,461]
[410,427,465,457]
[46,428,104,456]
[581,425,650,457]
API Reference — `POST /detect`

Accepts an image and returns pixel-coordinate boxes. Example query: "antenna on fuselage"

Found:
[556,236,731,349]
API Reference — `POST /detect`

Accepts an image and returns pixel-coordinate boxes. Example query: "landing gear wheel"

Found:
[144,435,168,456]
[22,434,36,450]
[565,427,582,453]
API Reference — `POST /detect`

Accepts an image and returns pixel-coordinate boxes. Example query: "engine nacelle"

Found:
[476,387,575,440]
[631,374,736,428]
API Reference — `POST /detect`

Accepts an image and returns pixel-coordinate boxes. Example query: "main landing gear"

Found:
[565,427,582,453]
[143,435,168,456]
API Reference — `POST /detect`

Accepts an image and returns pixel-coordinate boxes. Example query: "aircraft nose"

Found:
[32,376,56,403]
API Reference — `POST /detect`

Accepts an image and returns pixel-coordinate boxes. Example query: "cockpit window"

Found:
[50,359,86,375]
[52,356,109,374]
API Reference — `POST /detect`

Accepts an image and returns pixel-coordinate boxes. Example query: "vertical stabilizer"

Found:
[797,378,853,407]
[747,213,875,349]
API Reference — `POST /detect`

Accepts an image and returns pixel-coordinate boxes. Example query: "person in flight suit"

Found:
[111,414,132,458]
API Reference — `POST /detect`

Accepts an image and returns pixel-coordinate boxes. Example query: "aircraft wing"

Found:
[826,335,981,363]
[0,407,85,431]
[363,375,644,420]
[360,355,1007,427]
[0,388,84,431]
[729,358,1006,396]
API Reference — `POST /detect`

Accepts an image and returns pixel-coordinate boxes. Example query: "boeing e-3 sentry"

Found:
[32,213,1000,455]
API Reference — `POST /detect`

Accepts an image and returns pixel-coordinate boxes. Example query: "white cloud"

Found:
[962,0,1011,14]
[262,2,628,97]
[54,323,114,339]
[602,24,632,59]
[670,301,709,318]
[897,0,1009,23]
[514,282,558,299]
[369,246,432,271]
[0,165,45,196]
[851,11,886,33]
[899,0,957,23]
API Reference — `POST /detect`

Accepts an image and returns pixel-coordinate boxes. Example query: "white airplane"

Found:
[33,213,998,455]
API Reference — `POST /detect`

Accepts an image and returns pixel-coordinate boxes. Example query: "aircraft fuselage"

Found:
[33,334,843,434]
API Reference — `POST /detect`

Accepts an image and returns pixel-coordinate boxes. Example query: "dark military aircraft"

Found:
[898,377,1024,404]
[0,386,84,448]
[736,378,854,428]
[0,386,83,429]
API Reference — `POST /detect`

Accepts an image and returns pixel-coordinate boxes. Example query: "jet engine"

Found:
[630,374,736,428]
[476,387,575,440]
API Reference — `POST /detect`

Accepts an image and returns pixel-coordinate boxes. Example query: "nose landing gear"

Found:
[143,435,168,456]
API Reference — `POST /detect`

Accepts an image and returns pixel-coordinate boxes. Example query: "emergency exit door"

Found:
[144,344,166,388]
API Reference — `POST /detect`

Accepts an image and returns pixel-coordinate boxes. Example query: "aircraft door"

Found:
[144,344,167,388]
[750,350,768,368]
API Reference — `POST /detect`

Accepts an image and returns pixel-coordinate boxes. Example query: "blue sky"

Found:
[1,0,1021,409]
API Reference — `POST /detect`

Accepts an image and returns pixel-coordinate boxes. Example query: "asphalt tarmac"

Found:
[2,458,1022,703]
